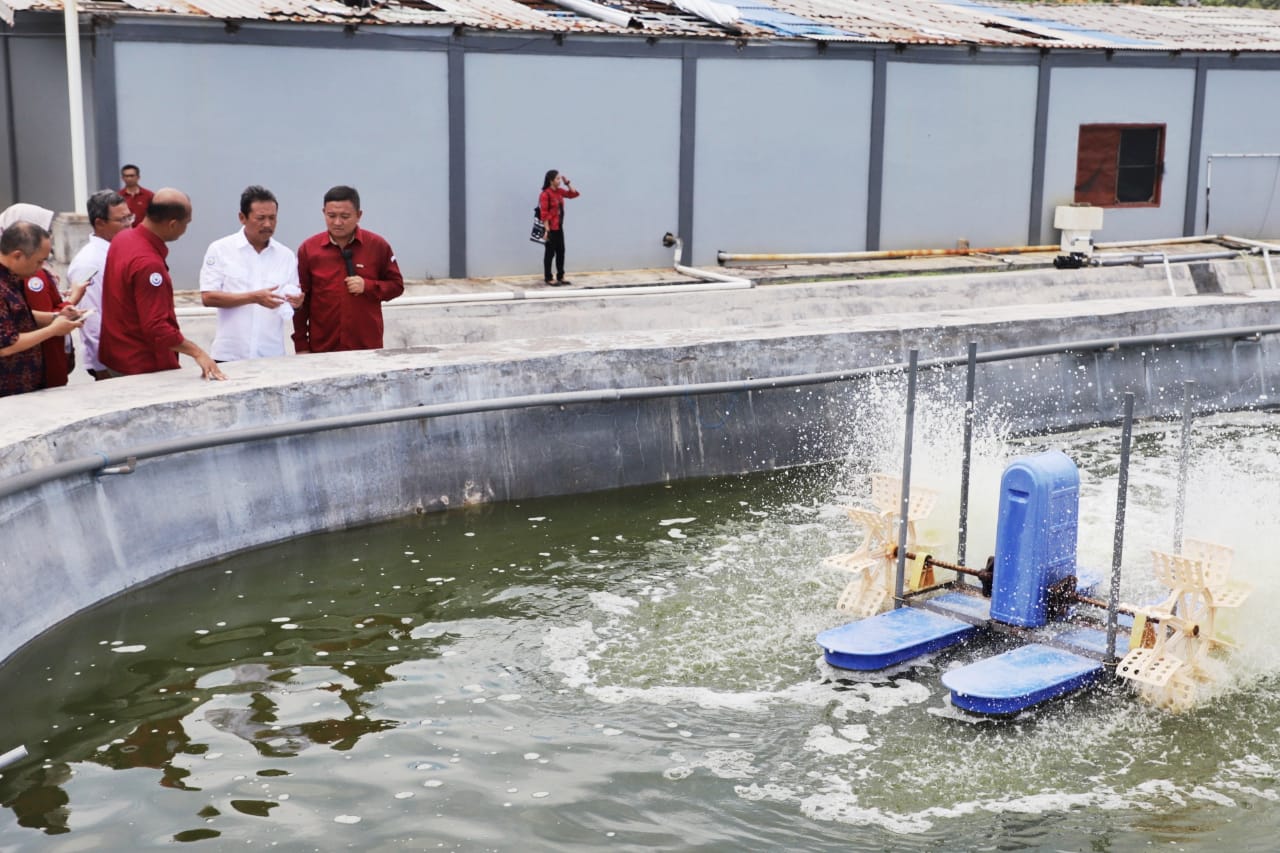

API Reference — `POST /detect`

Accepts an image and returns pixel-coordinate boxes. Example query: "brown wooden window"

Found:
[1074,123,1165,207]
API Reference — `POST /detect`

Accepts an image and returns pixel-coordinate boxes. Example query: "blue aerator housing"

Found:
[989,450,1080,628]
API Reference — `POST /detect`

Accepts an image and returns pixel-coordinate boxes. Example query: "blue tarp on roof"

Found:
[725,0,862,39]
[948,1,1165,48]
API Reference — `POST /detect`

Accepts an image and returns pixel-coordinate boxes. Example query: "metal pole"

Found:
[63,0,90,212]
[1172,380,1195,553]
[1106,392,1136,662]
[957,341,978,572]
[894,349,919,609]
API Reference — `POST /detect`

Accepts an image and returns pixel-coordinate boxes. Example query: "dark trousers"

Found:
[543,229,566,281]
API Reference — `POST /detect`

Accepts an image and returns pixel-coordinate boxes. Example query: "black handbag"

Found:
[530,205,546,244]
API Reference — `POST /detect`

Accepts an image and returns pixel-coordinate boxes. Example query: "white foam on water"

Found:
[803,724,873,757]
[587,592,638,616]
[109,645,146,654]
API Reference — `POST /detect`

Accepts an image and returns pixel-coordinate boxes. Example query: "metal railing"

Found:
[2,322,1279,506]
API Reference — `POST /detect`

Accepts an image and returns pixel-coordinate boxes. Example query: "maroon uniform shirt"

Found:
[20,268,69,387]
[0,267,42,396]
[119,186,154,228]
[99,226,185,374]
[293,228,404,353]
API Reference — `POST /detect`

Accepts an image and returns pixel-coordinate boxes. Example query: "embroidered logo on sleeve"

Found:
[26,276,43,292]
[149,272,164,287]
[205,255,216,266]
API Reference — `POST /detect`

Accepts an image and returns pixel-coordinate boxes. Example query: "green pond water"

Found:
[2,410,1279,851]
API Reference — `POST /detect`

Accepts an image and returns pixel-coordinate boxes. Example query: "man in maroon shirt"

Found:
[293,185,403,353]
[119,164,154,228]
[99,188,225,380]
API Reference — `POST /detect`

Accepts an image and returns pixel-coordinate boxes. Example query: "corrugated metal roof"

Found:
[7,0,1280,51]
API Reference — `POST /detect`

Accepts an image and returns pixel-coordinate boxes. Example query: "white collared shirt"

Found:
[199,229,301,361]
[67,233,110,372]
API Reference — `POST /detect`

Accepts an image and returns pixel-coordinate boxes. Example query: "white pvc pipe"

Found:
[0,744,27,771]
[548,0,641,28]
[63,0,89,213]
[1094,235,1220,250]
[173,278,753,317]
[666,234,753,287]
[1206,153,1280,234]
[523,280,750,299]
[1220,234,1280,252]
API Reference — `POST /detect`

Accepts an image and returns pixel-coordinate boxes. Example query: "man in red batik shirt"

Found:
[99,188,224,380]
[293,185,403,354]
[0,222,83,397]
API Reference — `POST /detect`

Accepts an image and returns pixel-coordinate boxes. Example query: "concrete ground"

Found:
[60,238,1276,387]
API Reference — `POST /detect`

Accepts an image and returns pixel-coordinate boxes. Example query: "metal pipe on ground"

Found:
[1088,250,1242,267]
[717,235,1234,266]
[716,244,1058,265]
[173,279,754,318]
[1094,235,1223,250]
[663,233,754,286]
[7,321,1280,504]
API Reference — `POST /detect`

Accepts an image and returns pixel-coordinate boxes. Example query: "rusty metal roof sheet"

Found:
[7,0,1280,51]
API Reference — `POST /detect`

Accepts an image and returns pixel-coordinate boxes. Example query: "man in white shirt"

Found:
[66,189,132,380]
[200,185,302,361]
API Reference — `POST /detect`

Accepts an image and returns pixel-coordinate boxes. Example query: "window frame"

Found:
[1073,123,1166,209]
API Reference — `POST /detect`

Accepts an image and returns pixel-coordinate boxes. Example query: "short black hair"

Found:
[240,185,278,217]
[0,220,49,255]
[121,164,140,175]
[147,197,189,224]
[87,189,125,228]
[323,185,360,210]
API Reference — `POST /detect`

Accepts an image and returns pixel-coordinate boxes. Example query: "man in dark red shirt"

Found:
[293,185,403,353]
[0,222,83,397]
[99,188,225,380]
[119,164,154,228]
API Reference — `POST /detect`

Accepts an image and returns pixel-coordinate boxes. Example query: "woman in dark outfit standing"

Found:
[539,169,580,286]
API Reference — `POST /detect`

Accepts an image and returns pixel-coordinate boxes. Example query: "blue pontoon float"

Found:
[817,450,1130,715]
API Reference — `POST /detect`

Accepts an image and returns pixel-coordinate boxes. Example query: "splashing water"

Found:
[1,401,1279,849]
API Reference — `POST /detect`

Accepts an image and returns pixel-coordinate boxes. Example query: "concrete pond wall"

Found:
[3,263,1280,666]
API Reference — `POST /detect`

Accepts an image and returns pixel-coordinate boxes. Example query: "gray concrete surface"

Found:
[4,253,1280,667]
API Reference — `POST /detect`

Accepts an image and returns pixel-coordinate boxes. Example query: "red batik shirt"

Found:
[293,228,404,353]
[538,186,580,231]
[99,225,185,374]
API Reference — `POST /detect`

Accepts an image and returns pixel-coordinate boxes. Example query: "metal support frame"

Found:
[893,349,919,609]
[1106,392,1136,663]
[1172,380,1195,553]
[957,341,977,571]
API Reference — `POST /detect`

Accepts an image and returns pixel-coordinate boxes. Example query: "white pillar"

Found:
[63,0,89,213]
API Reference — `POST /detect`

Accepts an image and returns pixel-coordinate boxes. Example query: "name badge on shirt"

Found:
[26,276,42,292]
